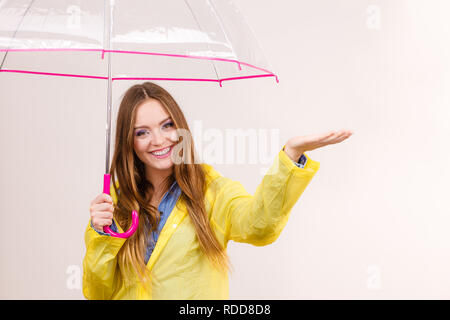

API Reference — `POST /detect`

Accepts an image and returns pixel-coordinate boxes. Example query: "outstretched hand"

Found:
[283,129,353,162]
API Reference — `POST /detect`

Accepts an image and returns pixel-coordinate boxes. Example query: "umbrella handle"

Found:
[101,174,139,238]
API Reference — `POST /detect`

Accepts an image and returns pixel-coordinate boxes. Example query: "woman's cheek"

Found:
[168,130,179,143]
[133,143,147,161]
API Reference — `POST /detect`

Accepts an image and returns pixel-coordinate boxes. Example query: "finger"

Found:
[302,130,336,146]
[92,211,114,220]
[306,131,338,148]
[95,193,113,204]
[331,133,351,144]
[297,130,352,150]
[331,130,349,141]
[320,131,352,146]
[334,130,353,141]
[318,130,337,140]
[93,218,113,230]
[100,218,113,227]
[323,129,351,141]
[90,209,113,221]
[92,202,114,213]
[101,193,113,204]
[90,193,112,208]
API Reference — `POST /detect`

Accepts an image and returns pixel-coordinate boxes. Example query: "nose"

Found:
[151,128,165,146]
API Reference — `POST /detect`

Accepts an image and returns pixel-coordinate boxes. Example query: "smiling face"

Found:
[133,98,179,181]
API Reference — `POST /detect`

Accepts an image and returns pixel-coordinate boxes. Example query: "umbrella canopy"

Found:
[0,0,279,237]
[0,0,278,85]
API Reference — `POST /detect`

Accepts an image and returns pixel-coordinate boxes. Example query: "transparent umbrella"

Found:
[0,0,279,237]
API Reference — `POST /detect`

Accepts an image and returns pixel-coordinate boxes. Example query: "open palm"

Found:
[284,129,353,161]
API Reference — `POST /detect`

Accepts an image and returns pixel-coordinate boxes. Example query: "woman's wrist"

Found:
[283,145,304,163]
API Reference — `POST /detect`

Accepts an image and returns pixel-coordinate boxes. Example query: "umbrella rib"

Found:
[207,0,239,66]
[183,0,221,85]
[0,0,36,70]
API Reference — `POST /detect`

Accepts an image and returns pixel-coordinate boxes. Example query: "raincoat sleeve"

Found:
[82,186,126,300]
[210,146,320,246]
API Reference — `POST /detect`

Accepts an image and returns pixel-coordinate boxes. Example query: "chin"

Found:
[147,158,174,170]
[152,162,174,171]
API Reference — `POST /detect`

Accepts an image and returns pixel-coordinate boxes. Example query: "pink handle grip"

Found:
[102,174,139,238]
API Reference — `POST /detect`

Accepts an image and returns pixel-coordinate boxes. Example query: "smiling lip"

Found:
[149,145,174,153]
[149,145,173,159]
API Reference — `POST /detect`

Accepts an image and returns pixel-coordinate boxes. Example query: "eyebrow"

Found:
[134,117,172,129]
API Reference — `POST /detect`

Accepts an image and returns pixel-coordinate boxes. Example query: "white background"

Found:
[1,0,449,299]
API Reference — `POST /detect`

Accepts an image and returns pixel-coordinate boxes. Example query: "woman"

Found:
[83,82,353,300]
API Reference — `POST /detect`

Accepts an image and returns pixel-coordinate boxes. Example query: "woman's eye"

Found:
[136,130,148,136]
[163,122,174,129]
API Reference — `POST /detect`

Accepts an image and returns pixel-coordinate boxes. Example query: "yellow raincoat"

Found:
[82,147,320,299]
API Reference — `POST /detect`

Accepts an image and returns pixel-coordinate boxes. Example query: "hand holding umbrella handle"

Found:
[102,174,139,238]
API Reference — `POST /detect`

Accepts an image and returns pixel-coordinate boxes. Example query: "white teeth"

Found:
[151,147,170,156]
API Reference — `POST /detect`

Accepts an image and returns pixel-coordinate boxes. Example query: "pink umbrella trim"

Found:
[0,47,279,86]
[0,69,278,87]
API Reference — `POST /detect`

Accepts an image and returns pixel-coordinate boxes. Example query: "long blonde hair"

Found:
[109,82,230,285]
